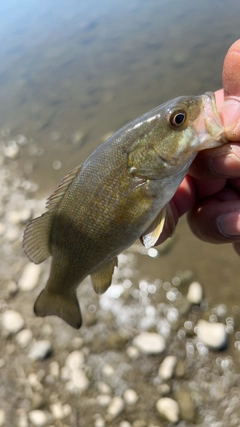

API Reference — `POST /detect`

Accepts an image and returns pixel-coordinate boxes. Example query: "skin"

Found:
[158,39,240,256]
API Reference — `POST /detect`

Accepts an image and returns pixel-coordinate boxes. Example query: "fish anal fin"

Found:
[91,257,118,294]
[141,204,175,248]
[23,212,52,264]
[34,289,82,329]
[46,164,82,212]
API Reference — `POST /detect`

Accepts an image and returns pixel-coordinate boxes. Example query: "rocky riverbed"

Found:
[1,134,240,427]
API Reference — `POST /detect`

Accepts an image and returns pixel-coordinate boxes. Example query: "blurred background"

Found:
[1,1,240,425]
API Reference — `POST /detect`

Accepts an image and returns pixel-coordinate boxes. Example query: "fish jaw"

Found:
[194,92,227,150]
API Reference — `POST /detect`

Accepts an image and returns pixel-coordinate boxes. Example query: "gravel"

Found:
[1,134,240,426]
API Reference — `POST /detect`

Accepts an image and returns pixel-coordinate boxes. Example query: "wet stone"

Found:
[28,340,53,360]
[156,397,180,423]
[107,396,125,419]
[158,355,177,380]
[197,319,228,350]
[18,263,41,291]
[0,409,6,426]
[65,350,85,370]
[65,368,89,393]
[187,281,203,304]
[97,394,112,407]
[132,332,166,355]
[1,309,25,334]
[123,388,138,405]
[28,410,48,426]
[175,386,198,422]
[16,328,33,348]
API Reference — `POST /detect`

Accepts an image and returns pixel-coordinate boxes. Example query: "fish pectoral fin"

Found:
[141,204,175,248]
[91,257,118,294]
[34,289,82,329]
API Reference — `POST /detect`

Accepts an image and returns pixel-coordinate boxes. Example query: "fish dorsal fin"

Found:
[91,257,118,294]
[141,204,175,248]
[23,164,82,264]
[46,164,82,212]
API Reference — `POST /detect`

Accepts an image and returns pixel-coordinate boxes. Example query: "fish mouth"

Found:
[194,92,227,151]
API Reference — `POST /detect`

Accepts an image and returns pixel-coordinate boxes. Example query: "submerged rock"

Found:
[196,319,228,350]
[132,332,166,355]
[156,397,180,423]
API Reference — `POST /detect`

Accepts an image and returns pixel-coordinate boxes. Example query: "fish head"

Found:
[128,92,226,179]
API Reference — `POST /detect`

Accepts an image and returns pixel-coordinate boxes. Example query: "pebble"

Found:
[102,363,115,377]
[18,263,41,291]
[28,340,53,360]
[175,386,197,422]
[97,381,112,394]
[97,394,112,407]
[6,209,32,224]
[123,388,138,405]
[186,281,203,304]
[1,309,25,334]
[0,410,6,426]
[119,422,131,427]
[65,368,89,393]
[156,397,180,423]
[107,396,125,419]
[132,332,166,355]
[126,345,140,359]
[158,355,177,380]
[48,361,60,378]
[28,410,48,426]
[196,319,228,350]
[65,350,84,370]
[16,329,33,348]
[50,403,71,419]
[94,417,105,427]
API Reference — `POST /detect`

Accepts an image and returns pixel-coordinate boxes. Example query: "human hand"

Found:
[160,39,240,255]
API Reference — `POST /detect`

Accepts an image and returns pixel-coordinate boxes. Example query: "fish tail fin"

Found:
[34,289,82,329]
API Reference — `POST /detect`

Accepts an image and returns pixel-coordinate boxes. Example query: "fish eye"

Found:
[169,110,187,128]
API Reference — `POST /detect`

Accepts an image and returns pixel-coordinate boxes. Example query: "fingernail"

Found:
[220,99,240,139]
[217,211,240,237]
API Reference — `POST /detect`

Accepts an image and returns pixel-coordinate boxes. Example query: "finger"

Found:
[189,143,240,179]
[187,199,240,244]
[220,39,240,141]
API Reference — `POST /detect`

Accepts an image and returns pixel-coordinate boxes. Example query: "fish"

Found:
[23,92,226,329]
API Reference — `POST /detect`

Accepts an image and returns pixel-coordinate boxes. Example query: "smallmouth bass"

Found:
[23,92,226,328]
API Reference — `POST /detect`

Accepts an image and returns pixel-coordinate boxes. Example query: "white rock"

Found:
[6,209,32,224]
[119,422,131,427]
[97,394,112,407]
[28,410,48,426]
[50,402,71,420]
[28,340,52,360]
[48,361,60,378]
[196,319,227,350]
[187,281,203,304]
[107,396,125,418]
[156,397,180,423]
[16,329,33,348]
[123,388,138,405]
[65,368,89,393]
[1,310,25,334]
[158,355,177,380]
[0,409,6,426]
[126,345,140,359]
[102,364,115,377]
[94,417,105,427]
[18,263,41,291]
[65,350,84,370]
[132,332,166,355]
[97,381,112,394]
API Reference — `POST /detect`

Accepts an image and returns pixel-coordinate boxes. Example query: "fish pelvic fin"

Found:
[34,289,82,329]
[91,257,118,294]
[23,164,82,264]
[141,204,175,248]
